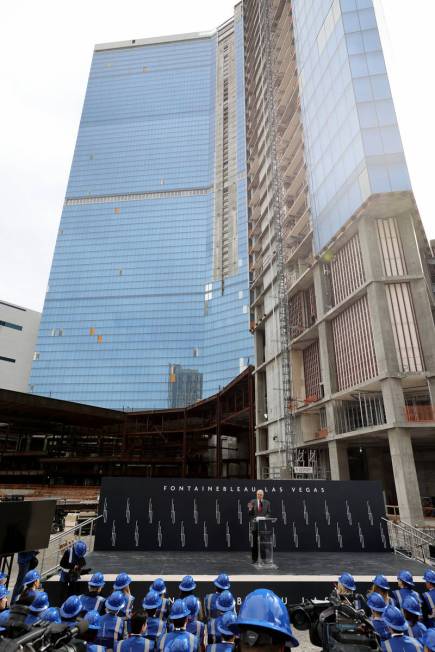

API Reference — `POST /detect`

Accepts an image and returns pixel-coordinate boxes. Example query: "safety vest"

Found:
[204,594,220,620]
[116,636,154,652]
[144,617,166,641]
[382,634,423,651]
[98,613,126,650]
[80,593,106,614]
[186,620,205,647]
[205,645,234,652]
[392,589,421,609]
[87,645,106,652]
[157,631,197,652]
[422,589,435,626]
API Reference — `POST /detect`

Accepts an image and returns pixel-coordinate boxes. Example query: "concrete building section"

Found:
[244,0,435,523]
[0,300,41,392]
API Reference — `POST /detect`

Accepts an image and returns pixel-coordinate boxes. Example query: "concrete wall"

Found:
[0,300,40,392]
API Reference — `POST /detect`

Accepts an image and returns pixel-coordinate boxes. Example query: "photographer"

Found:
[59,542,89,599]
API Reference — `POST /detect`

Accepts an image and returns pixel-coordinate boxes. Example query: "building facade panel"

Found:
[292,0,411,252]
[30,20,253,409]
[0,301,41,393]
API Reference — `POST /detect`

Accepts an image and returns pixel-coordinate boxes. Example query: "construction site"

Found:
[244,0,435,526]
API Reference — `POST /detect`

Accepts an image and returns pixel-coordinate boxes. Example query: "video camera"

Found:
[289,591,380,651]
[0,605,87,652]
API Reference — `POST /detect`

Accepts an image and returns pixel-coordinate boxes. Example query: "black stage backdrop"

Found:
[95,478,389,553]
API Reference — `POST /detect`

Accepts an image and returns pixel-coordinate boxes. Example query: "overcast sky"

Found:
[0,1,434,312]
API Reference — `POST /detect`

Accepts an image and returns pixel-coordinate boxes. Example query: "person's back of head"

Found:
[130,611,146,636]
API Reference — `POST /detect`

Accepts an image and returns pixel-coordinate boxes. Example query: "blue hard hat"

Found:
[383,605,408,632]
[73,541,87,558]
[184,595,199,618]
[113,572,132,590]
[423,569,435,584]
[179,575,196,592]
[403,595,422,616]
[30,592,49,613]
[142,590,162,611]
[367,592,386,613]
[214,573,231,590]
[169,599,190,620]
[166,639,190,652]
[397,570,414,587]
[338,572,356,591]
[216,590,235,613]
[218,611,239,637]
[89,572,105,588]
[60,595,82,619]
[422,628,435,652]
[40,607,61,624]
[231,588,299,647]
[106,591,125,613]
[23,570,40,586]
[0,585,10,599]
[85,610,102,630]
[151,578,166,594]
[372,574,390,591]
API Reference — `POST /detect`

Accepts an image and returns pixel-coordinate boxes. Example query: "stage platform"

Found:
[45,550,428,604]
[85,550,425,578]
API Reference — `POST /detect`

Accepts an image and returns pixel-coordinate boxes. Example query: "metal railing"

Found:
[39,515,102,579]
[383,517,435,566]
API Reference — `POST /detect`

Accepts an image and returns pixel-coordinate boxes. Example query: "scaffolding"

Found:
[258,0,324,479]
[258,0,296,472]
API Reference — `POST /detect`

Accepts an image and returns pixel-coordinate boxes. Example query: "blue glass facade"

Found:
[292,0,411,252]
[30,26,253,409]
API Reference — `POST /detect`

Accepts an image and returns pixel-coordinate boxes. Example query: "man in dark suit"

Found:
[248,489,271,563]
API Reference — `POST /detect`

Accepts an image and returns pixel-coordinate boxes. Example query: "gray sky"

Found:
[0,0,434,312]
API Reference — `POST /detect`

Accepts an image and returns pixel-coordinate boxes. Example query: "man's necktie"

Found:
[259,501,263,513]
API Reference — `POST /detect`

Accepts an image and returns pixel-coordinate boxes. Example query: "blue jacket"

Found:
[144,617,166,641]
[205,645,234,652]
[116,636,154,652]
[204,594,220,620]
[98,613,126,649]
[406,622,426,643]
[155,598,170,621]
[392,589,421,610]
[371,617,390,641]
[119,595,134,619]
[381,634,423,651]
[422,588,435,626]
[80,593,105,615]
[157,631,198,652]
[186,620,205,644]
[87,645,106,652]
[206,616,223,644]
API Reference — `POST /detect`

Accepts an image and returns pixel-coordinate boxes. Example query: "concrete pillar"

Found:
[387,428,424,525]
[318,321,337,396]
[382,378,406,425]
[427,377,435,406]
[358,215,383,281]
[366,282,399,377]
[328,439,350,480]
[409,279,435,372]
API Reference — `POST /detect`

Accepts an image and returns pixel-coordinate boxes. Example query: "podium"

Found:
[254,516,277,569]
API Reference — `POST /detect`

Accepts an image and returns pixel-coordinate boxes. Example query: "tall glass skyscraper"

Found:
[30,8,253,409]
